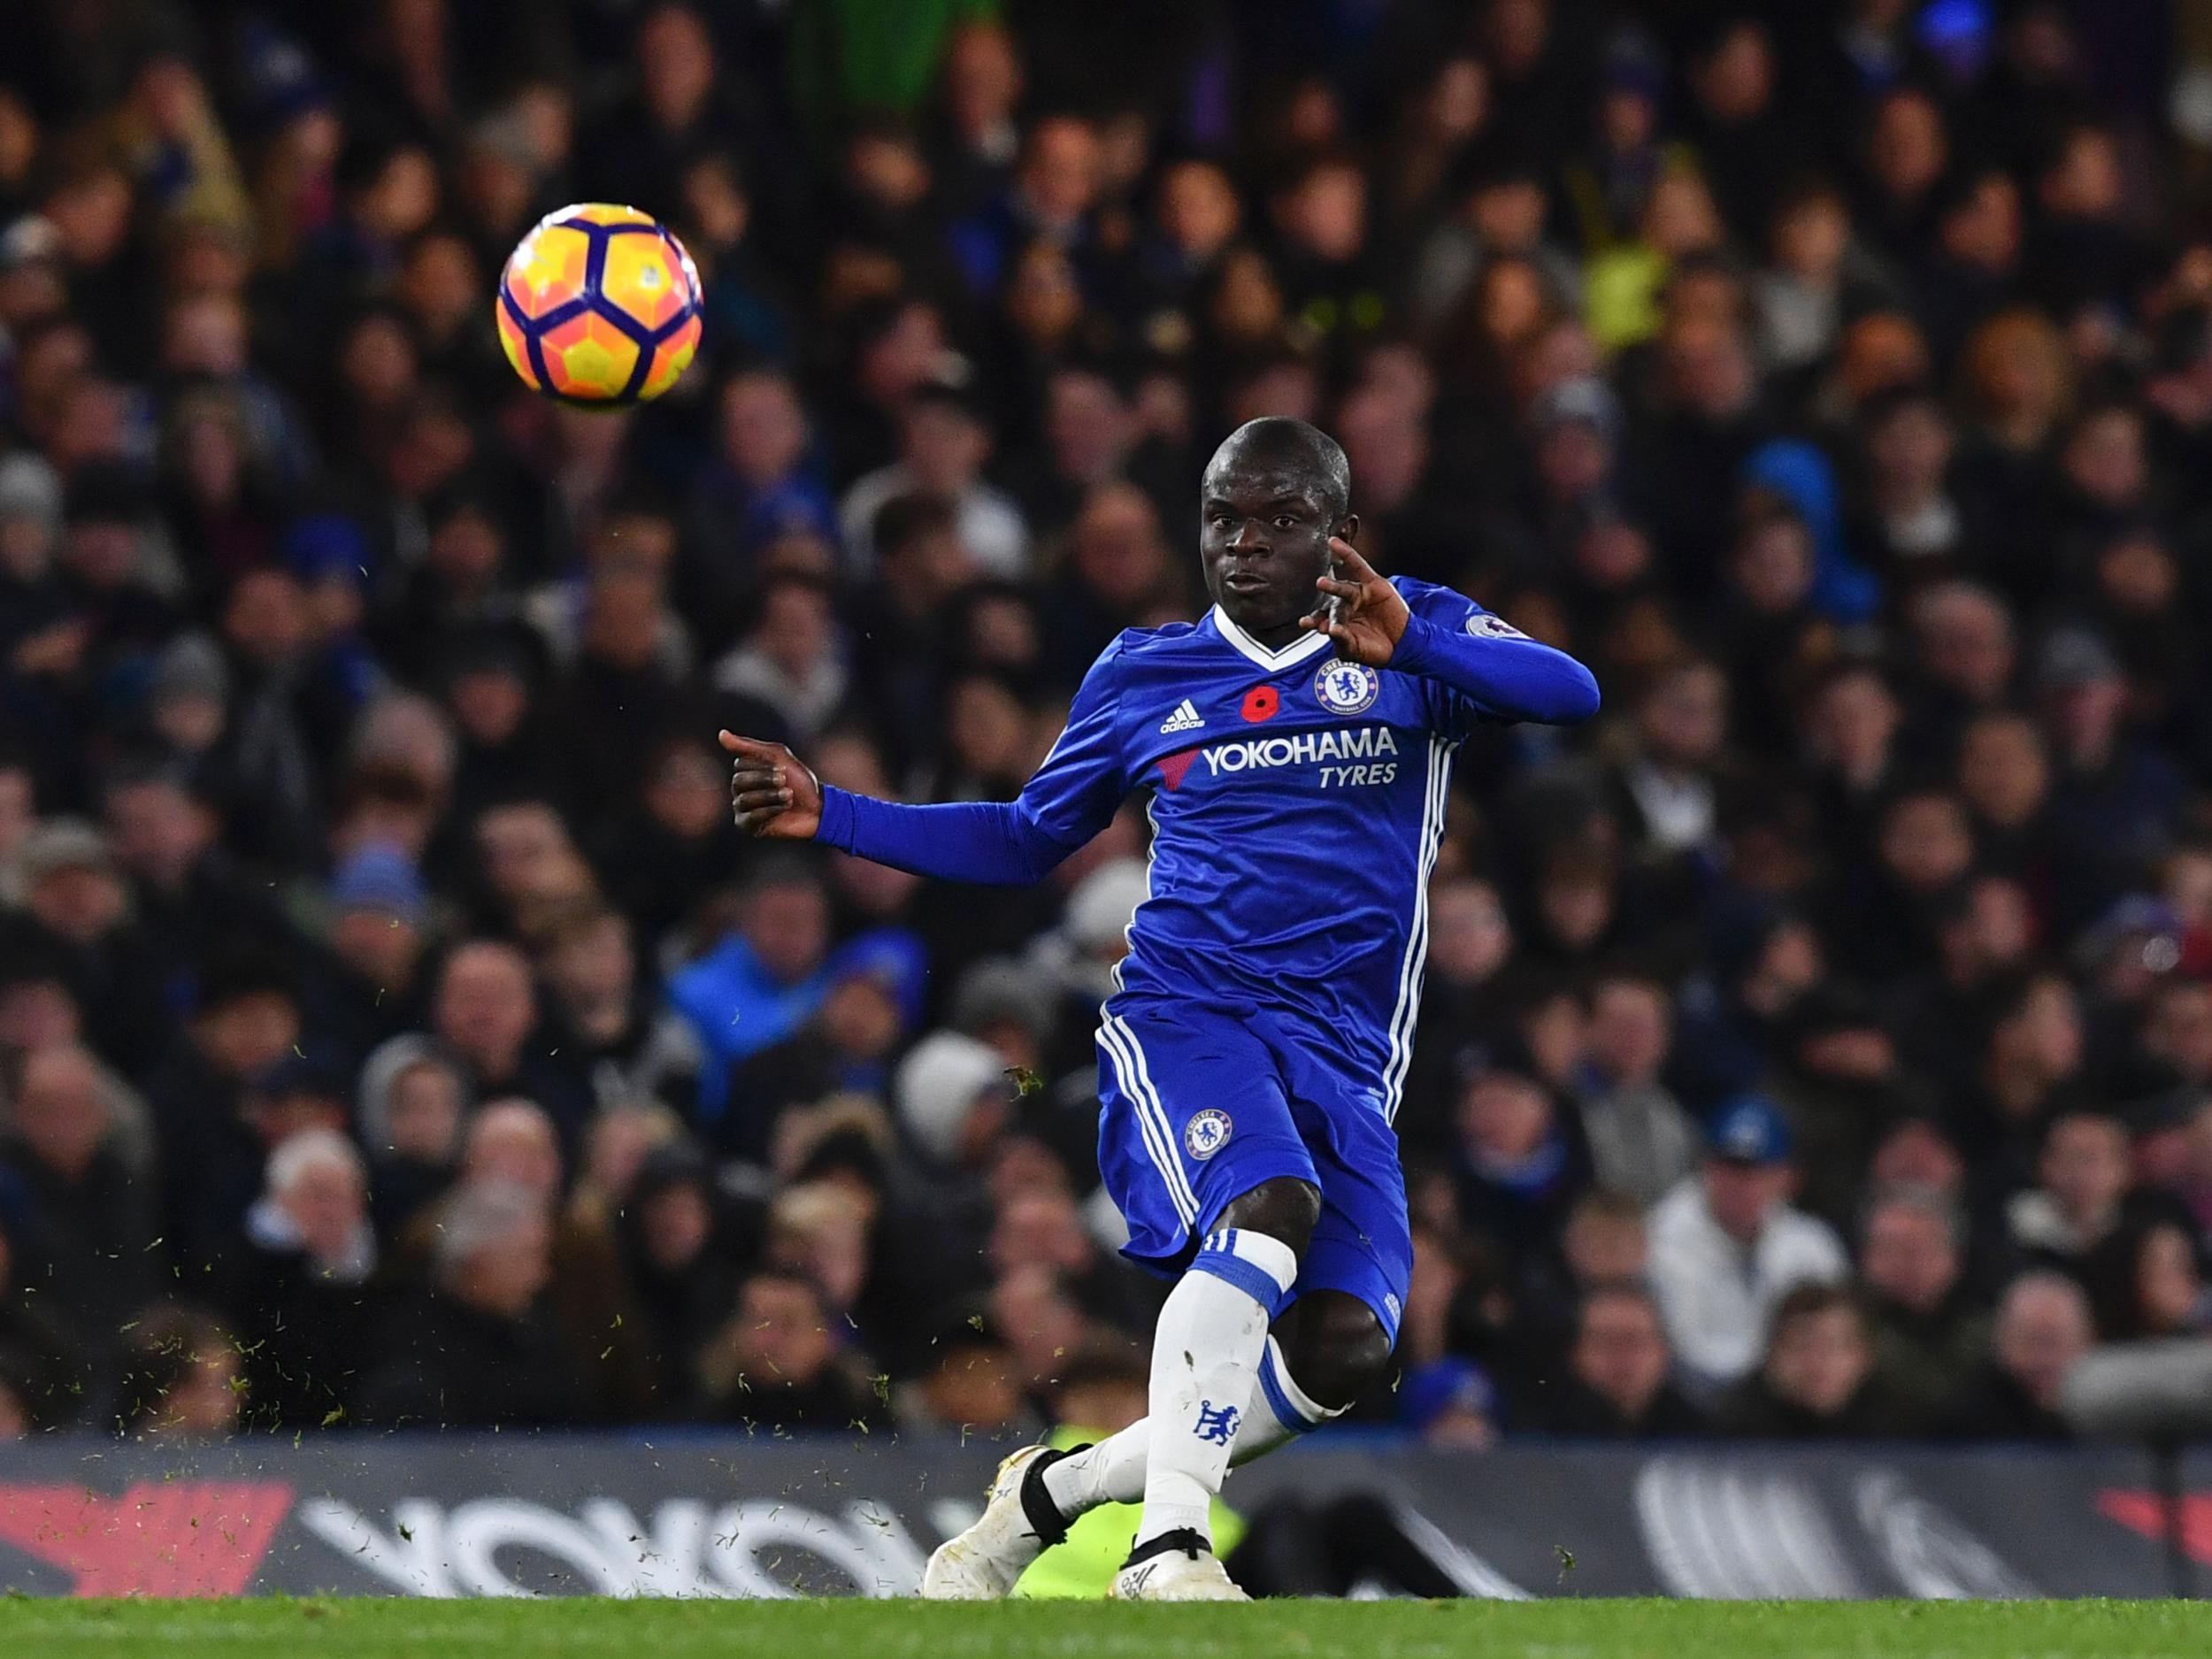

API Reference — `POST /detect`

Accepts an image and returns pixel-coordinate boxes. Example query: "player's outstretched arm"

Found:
[717,721,1115,889]
[1305,540,1600,726]
[721,643,1127,883]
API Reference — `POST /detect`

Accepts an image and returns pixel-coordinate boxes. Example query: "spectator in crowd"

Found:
[356,1179,588,1429]
[428,938,590,1138]
[2174,1097,2212,1243]
[1394,1215,1502,1446]
[1857,1184,1991,1422]
[0,1043,156,1349]
[710,572,850,748]
[671,859,834,1124]
[616,1141,749,1409]
[841,377,1027,576]
[1489,1179,1653,1402]
[1402,877,1516,1148]
[895,1028,1011,1186]
[108,1305,246,1440]
[689,367,838,584]
[1571,972,1697,1208]
[441,1097,654,1418]
[911,1322,1027,1435]
[2009,1110,2135,1272]
[0,1209,92,1428]
[1560,1187,1650,1292]
[1530,1283,1707,1439]
[725,955,908,1164]
[1451,1066,1592,1266]
[354,1033,468,1235]
[146,950,313,1265]
[2080,1213,2212,1342]
[695,1268,882,1432]
[1939,1271,2094,1440]
[536,899,702,1120]
[7,819,166,1075]
[1769,982,1939,1231]
[223,1127,379,1427]
[1648,1097,1849,1392]
[1719,1284,1922,1440]
[319,846,434,1064]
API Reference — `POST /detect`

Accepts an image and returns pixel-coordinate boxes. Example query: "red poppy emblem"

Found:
[1240,686,1279,722]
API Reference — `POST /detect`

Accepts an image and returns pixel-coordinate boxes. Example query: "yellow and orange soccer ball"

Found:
[496,204,703,406]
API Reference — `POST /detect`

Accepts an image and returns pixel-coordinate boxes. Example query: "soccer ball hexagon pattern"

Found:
[496,204,703,407]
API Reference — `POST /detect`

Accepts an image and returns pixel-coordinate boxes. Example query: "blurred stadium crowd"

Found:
[2,0,2211,1448]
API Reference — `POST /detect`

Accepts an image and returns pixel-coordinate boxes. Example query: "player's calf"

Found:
[1274,1287,1394,1409]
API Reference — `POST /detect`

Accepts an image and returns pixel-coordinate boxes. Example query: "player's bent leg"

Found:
[1110,1178,1314,1601]
[1040,1330,1338,1537]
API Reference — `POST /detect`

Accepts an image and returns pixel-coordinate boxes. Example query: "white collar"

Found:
[1209,604,1333,671]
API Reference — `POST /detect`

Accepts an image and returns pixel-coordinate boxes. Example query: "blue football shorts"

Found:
[1093,993,1411,1345]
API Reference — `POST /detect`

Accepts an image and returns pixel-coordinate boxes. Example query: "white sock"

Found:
[1042,1334,1344,1516]
[1238,1332,1345,1463]
[1132,1228,1299,1549]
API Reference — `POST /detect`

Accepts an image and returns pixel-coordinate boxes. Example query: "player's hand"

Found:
[719,731,823,840]
[1302,538,1409,665]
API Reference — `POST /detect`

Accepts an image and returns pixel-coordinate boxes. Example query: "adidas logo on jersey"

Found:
[1158,699,1205,733]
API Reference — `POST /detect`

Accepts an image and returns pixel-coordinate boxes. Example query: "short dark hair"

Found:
[101,752,209,807]
[1578,1279,1662,1328]
[872,491,956,561]
[751,568,833,633]
[1569,1187,1647,1231]
[1767,1282,1864,1347]
[1858,1181,1966,1249]
[192,948,299,1016]
[1203,416,1352,521]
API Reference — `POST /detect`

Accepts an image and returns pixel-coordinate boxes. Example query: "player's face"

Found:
[1199,466,1341,636]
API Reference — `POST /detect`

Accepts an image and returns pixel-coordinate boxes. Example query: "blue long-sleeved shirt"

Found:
[814,580,1598,1119]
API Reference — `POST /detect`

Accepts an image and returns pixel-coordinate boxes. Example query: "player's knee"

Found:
[1217,1177,1320,1259]
[1285,1293,1393,1409]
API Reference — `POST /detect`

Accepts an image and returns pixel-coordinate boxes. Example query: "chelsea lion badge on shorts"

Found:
[1312,658,1379,715]
[1184,1108,1233,1160]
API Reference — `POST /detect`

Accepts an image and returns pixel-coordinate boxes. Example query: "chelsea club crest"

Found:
[1312,658,1379,715]
[1185,1109,1233,1161]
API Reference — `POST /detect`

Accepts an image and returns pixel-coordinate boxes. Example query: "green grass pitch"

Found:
[1,1598,2208,1658]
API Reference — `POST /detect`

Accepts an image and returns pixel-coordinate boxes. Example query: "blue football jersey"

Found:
[1002,578,1509,1121]
[814,576,1598,1123]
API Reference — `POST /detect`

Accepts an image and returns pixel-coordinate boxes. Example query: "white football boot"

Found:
[919,1442,1080,1599]
[1109,1529,1249,1601]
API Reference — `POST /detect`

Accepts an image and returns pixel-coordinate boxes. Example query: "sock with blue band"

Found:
[1248,1333,1343,1450]
[1132,1228,1300,1549]
[1041,1333,1343,1522]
